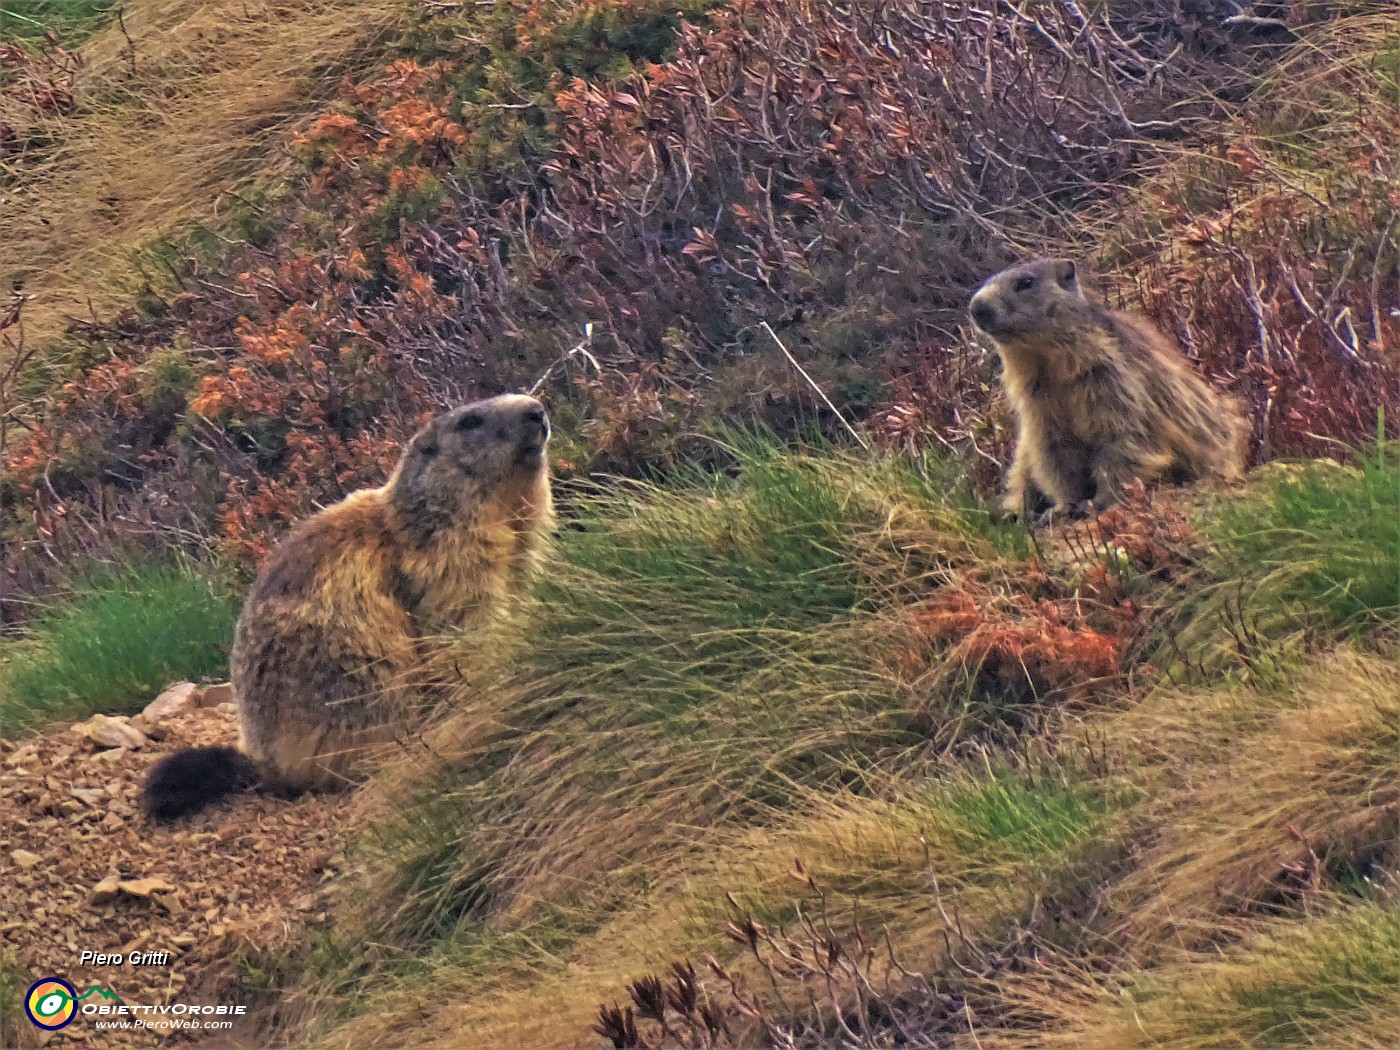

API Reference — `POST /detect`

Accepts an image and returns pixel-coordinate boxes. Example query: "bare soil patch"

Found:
[1,695,347,1048]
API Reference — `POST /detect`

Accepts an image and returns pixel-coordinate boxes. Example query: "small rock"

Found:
[117,877,174,899]
[96,748,129,764]
[70,787,106,806]
[78,714,147,751]
[292,892,318,911]
[101,812,125,831]
[91,875,123,904]
[90,875,175,905]
[5,747,37,768]
[10,849,41,869]
[197,682,234,708]
[143,681,200,721]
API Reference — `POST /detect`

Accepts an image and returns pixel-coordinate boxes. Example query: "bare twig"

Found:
[761,321,869,450]
[116,6,137,76]
[528,323,601,395]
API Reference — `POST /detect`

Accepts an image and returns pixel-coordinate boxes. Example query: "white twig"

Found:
[529,323,600,395]
[761,321,869,450]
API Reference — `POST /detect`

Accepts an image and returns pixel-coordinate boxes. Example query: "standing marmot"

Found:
[143,394,553,820]
[969,258,1245,520]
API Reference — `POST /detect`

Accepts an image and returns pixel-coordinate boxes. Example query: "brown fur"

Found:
[230,393,553,793]
[969,258,1245,519]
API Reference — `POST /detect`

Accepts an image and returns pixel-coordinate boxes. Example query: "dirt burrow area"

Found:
[1,686,349,1048]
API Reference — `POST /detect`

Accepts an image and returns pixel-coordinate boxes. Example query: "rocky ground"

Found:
[1,685,348,1048]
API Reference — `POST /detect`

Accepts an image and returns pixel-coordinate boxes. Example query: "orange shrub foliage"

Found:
[889,492,1204,704]
[896,583,1126,705]
[1,0,1378,606]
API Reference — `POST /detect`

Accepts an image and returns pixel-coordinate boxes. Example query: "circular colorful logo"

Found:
[25,977,78,1030]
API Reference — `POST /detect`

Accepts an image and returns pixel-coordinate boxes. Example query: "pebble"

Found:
[198,682,235,707]
[77,714,148,751]
[142,681,200,720]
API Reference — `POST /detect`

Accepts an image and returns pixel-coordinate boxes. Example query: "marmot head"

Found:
[391,394,550,517]
[969,258,1084,341]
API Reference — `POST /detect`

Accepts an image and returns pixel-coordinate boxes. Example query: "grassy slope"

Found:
[265,443,1399,1050]
[0,0,404,349]
[283,441,1131,1047]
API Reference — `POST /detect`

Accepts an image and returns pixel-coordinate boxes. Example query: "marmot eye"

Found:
[1014,275,1037,293]
[456,413,485,432]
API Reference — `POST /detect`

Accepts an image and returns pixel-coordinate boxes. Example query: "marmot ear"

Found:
[1058,260,1078,289]
[411,425,440,457]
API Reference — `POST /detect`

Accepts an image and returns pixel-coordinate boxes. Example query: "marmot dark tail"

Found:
[142,746,259,821]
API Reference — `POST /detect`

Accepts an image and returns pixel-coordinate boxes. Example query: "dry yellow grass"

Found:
[1,0,404,348]
[965,893,1400,1050]
[308,794,931,1049]
[244,608,1399,1049]
[937,651,1400,1050]
[309,775,1117,1049]
[1098,651,1400,955]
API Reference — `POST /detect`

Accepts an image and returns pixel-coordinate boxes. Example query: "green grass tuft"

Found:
[0,0,114,42]
[1117,899,1400,1047]
[943,768,1114,863]
[1175,445,1400,676]
[1214,449,1400,631]
[0,954,23,1050]
[0,563,240,735]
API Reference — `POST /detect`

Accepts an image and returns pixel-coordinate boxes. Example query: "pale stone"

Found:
[90,875,123,904]
[196,682,234,708]
[143,682,199,721]
[78,714,147,750]
[10,849,41,869]
[69,787,105,806]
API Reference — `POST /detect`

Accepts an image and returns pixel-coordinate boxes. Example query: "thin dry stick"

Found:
[528,322,601,395]
[760,321,869,450]
[116,6,138,76]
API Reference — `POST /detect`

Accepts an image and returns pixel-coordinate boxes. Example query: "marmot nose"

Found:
[521,408,549,443]
[971,301,998,332]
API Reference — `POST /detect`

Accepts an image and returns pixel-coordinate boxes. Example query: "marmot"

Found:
[969,258,1245,520]
[143,394,553,820]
